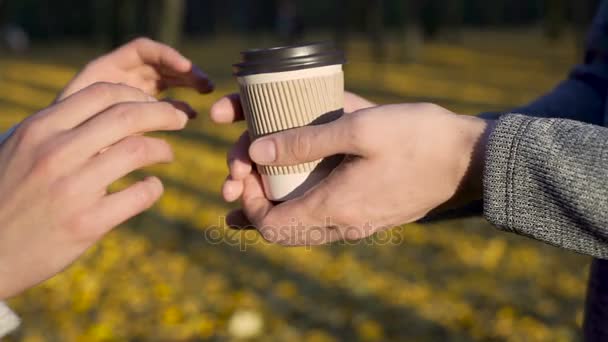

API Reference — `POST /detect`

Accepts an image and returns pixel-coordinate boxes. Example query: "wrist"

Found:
[458,116,496,202]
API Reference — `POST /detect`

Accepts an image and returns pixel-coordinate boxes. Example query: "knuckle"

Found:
[346,113,370,147]
[134,182,161,209]
[14,119,43,145]
[153,138,174,162]
[87,81,148,103]
[113,104,139,130]
[123,137,151,164]
[31,143,65,177]
[348,112,370,137]
[50,175,79,199]
[131,37,153,48]
[87,82,119,100]
[289,130,313,161]
[65,213,93,240]
[157,102,185,129]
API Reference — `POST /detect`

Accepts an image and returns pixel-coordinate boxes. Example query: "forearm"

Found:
[484,114,608,259]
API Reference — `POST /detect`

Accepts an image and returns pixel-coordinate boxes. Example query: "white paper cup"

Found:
[234,43,346,201]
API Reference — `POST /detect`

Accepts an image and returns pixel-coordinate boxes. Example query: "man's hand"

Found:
[211,95,494,246]
[0,82,191,299]
[210,91,377,205]
[57,38,213,102]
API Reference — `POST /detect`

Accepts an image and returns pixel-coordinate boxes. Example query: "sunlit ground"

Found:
[0,30,589,341]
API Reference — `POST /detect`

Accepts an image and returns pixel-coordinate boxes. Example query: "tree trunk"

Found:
[543,0,567,41]
[400,0,423,62]
[92,1,111,47]
[573,0,598,57]
[334,0,350,53]
[158,0,185,46]
[109,0,124,48]
[367,0,385,64]
[443,0,464,42]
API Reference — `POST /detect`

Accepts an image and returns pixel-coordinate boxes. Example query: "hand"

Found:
[0,82,192,299]
[210,91,377,204]
[212,98,494,246]
[57,38,213,102]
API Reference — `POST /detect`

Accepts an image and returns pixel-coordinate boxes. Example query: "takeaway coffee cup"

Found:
[234,42,346,201]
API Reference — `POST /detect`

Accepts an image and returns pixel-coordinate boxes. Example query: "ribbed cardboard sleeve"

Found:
[239,70,344,176]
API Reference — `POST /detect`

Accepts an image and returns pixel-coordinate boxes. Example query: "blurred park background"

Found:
[0,0,602,341]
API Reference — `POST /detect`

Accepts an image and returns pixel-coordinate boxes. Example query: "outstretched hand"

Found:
[211,94,494,246]
[57,38,213,102]
[0,82,196,299]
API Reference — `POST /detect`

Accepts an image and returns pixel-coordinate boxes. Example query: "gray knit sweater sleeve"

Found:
[484,114,608,258]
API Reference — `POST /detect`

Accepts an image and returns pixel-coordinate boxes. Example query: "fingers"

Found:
[75,136,173,191]
[211,92,371,124]
[241,173,274,227]
[117,37,191,72]
[66,101,188,160]
[227,132,252,180]
[162,99,198,119]
[237,173,338,245]
[88,176,164,237]
[344,91,376,113]
[225,209,254,229]
[47,82,154,130]
[222,131,253,203]
[248,115,365,166]
[109,38,213,94]
[222,176,244,202]
[155,65,214,94]
[210,93,244,123]
[128,38,213,94]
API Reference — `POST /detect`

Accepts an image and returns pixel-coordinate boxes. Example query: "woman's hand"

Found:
[0,82,192,299]
[57,38,213,102]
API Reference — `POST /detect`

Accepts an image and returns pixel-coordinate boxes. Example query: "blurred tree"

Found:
[109,0,132,47]
[399,0,423,62]
[573,0,600,55]
[443,0,464,41]
[92,1,110,47]
[367,0,386,63]
[158,0,185,46]
[543,0,567,40]
[420,0,442,39]
[0,0,6,28]
[334,0,350,52]
[277,0,304,44]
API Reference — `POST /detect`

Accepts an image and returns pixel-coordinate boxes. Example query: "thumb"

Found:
[249,116,364,166]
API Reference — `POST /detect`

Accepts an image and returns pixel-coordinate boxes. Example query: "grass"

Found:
[0,30,589,341]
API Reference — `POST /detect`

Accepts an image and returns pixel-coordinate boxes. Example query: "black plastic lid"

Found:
[233,42,346,76]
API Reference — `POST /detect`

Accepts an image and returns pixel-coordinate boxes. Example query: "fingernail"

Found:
[184,107,198,119]
[198,80,214,94]
[193,65,208,79]
[250,139,276,164]
[176,109,189,125]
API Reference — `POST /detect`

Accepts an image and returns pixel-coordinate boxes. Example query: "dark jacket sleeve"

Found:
[484,114,608,258]
[484,0,608,124]
[424,2,608,222]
